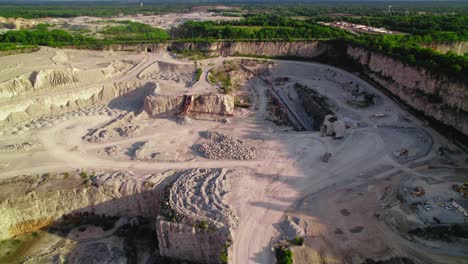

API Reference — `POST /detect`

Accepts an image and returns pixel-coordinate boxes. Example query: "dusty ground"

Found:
[0,47,467,264]
[0,12,240,34]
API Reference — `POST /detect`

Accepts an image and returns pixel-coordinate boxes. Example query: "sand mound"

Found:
[5,111,30,124]
[52,51,69,64]
[0,74,34,98]
[0,68,78,98]
[0,162,9,169]
[101,60,135,77]
[138,61,196,87]
[164,168,238,230]
[196,130,256,160]
[33,68,78,90]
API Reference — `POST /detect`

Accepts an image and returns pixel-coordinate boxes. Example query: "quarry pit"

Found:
[0,44,467,264]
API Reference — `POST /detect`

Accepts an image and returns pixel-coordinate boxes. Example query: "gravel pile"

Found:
[134,141,158,160]
[197,130,256,160]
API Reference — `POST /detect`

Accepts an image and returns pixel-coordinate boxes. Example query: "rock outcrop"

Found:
[347,45,468,136]
[100,41,330,59]
[157,168,237,264]
[0,68,78,99]
[0,80,156,125]
[144,93,234,117]
[0,170,172,240]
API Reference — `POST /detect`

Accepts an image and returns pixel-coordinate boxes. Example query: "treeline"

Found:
[0,4,190,18]
[308,13,468,45]
[0,22,170,47]
[100,21,170,41]
[0,43,37,51]
[241,3,468,17]
[341,14,468,38]
[172,15,348,40]
[347,34,468,81]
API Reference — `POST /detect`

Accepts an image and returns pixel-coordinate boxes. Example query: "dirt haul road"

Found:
[0,50,466,264]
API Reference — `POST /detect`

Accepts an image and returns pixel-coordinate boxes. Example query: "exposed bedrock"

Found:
[157,168,237,264]
[102,41,330,58]
[0,81,157,126]
[171,41,330,58]
[0,170,173,240]
[143,93,234,117]
[0,68,78,99]
[347,45,468,137]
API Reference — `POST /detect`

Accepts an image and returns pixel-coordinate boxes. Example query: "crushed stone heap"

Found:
[157,168,239,264]
[163,168,238,230]
[196,130,256,160]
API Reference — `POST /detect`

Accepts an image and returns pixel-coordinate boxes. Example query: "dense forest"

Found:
[0,4,191,18]
[0,21,170,47]
[100,21,170,41]
[347,34,468,81]
[171,16,348,40]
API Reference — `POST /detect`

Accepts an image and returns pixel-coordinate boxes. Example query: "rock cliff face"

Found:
[144,94,234,117]
[101,41,329,59]
[156,219,229,264]
[156,168,237,264]
[346,45,468,136]
[0,81,156,125]
[0,171,171,240]
[171,41,329,58]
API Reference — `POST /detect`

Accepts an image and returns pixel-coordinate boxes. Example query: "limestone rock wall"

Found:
[143,94,234,117]
[0,171,167,239]
[156,218,228,264]
[0,81,155,126]
[171,41,329,58]
[99,41,329,59]
[346,45,468,136]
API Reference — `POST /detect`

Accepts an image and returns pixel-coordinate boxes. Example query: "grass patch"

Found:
[219,242,230,264]
[80,171,88,179]
[195,67,202,82]
[208,61,240,94]
[173,49,216,60]
[234,96,250,108]
[100,21,170,41]
[289,236,304,246]
[275,246,293,264]
[0,231,45,263]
